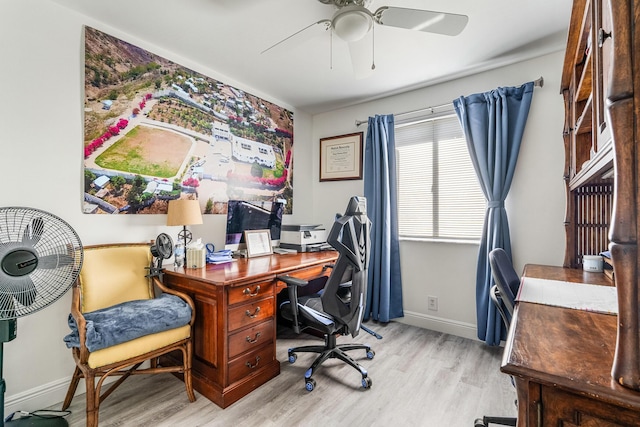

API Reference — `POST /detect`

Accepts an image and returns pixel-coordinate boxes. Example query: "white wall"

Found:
[1,0,567,413]
[0,0,315,412]
[311,51,567,339]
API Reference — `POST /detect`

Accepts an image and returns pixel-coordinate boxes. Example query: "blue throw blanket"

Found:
[64,293,192,352]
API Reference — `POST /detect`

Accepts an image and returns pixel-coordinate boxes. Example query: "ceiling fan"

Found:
[261,0,469,78]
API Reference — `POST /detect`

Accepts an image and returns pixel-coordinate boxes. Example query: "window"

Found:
[395,112,485,242]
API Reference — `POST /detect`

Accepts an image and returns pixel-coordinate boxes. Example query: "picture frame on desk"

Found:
[244,229,273,258]
[319,132,363,182]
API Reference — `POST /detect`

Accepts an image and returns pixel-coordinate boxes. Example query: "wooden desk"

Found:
[501,265,640,426]
[162,251,337,408]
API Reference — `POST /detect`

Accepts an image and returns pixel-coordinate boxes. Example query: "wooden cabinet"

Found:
[161,252,337,408]
[559,0,640,408]
[561,0,616,268]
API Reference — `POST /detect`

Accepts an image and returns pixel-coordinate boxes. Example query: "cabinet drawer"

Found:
[228,319,274,359]
[228,281,274,306]
[228,298,274,331]
[228,345,275,385]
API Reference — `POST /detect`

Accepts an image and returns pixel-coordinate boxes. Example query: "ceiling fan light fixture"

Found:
[332,6,373,42]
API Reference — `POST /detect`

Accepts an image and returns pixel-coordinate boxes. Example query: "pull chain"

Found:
[330,27,334,70]
[371,24,376,71]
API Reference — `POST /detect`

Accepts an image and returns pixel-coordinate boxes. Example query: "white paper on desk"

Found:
[517,277,618,315]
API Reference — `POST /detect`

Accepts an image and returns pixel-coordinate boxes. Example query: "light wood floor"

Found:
[55,321,516,427]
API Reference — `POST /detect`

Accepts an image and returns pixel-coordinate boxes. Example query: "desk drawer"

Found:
[228,319,274,359]
[228,298,274,331]
[228,281,274,306]
[228,345,275,385]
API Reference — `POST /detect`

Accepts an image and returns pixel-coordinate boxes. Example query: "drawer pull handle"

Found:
[246,332,262,344]
[246,356,261,369]
[245,307,261,318]
[243,285,261,297]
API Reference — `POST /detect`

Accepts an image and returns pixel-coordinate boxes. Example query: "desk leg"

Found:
[513,377,540,427]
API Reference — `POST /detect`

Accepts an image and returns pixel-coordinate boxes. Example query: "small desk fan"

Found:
[148,233,173,279]
[0,207,83,426]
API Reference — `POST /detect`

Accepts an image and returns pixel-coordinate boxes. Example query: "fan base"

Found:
[6,417,68,426]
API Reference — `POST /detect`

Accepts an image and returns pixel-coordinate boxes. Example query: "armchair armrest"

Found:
[69,280,90,362]
[152,276,196,326]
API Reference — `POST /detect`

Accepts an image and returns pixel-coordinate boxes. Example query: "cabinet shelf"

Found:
[575,50,593,102]
[575,93,593,134]
[569,137,614,190]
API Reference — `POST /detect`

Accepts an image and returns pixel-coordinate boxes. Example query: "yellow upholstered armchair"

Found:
[62,242,196,427]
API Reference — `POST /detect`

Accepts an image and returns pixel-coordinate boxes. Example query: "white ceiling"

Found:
[50,0,572,114]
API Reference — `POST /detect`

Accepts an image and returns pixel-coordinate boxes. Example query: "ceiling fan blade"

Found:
[347,36,375,80]
[375,7,468,36]
[261,19,332,55]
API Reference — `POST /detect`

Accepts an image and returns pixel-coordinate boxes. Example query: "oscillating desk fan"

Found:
[0,207,83,426]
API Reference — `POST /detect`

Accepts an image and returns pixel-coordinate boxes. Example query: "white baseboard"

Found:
[398,310,479,341]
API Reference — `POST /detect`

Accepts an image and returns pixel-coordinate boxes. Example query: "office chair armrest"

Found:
[490,284,511,329]
[276,274,309,288]
[276,275,309,334]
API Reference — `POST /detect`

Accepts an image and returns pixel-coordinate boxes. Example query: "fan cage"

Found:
[0,207,83,319]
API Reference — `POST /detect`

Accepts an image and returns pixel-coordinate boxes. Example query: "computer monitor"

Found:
[224,200,284,251]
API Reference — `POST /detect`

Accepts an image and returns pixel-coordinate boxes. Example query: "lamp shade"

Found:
[166,199,203,226]
[332,6,373,42]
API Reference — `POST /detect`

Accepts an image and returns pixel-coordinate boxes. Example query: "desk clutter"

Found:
[206,247,234,264]
[599,250,614,281]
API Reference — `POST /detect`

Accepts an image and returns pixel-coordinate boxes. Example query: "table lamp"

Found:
[166,199,203,249]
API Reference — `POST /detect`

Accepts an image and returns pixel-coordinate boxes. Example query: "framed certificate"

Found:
[244,229,273,258]
[319,132,363,182]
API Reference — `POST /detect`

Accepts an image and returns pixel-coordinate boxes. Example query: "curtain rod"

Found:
[355,76,544,127]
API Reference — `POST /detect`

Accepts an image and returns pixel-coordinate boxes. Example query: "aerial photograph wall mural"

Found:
[82,26,294,215]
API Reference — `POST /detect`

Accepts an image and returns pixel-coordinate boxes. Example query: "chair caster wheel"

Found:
[361,377,372,389]
[305,378,316,392]
[366,349,375,359]
[474,418,487,427]
[288,352,297,364]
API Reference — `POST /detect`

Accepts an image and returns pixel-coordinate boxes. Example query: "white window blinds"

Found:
[395,112,485,241]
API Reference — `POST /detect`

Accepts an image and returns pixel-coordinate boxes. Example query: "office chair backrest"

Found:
[489,248,520,319]
[321,196,371,337]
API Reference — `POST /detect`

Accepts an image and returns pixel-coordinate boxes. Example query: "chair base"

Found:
[474,416,517,427]
[287,333,374,391]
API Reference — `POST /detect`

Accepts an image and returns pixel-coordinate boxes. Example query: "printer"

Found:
[279,224,331,252]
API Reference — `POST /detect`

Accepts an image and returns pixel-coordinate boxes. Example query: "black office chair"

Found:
[474,248,519,427]
[277,196,374,392]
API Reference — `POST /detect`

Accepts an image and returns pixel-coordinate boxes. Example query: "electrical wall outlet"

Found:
[427,296,438,311]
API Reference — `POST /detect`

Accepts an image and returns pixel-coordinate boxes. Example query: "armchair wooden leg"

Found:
[183,342,196,402]
[85,372,99,427]
[61,366,82,410]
